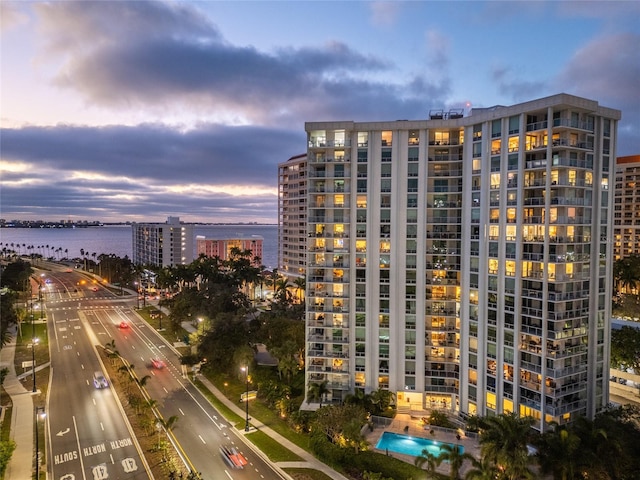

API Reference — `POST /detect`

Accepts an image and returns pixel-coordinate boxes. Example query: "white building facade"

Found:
[613,155,640,259]
[301,93,620,430]
[278,154,308,279]
[132,216,194,268]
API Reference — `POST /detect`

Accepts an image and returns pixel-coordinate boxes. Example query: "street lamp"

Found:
[39,274,45,319]
[198,317,203,335]
[35,407,46,479]
[31,337,39,393]
[241,366,250,431]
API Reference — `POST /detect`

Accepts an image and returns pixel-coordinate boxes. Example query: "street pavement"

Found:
[1,312,348,480]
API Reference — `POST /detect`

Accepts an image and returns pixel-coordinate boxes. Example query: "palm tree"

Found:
[536,423,581,480]
[614,254,640,295]
[437,443,474,480]
[415,449,441,475]
[145,398,159,415]
[464,455,500,480]
[274,277,292,304]
[570,416,617,478]
[369,387,395,415]
[158,414,179,433]
[293,276,306,304]
[136,374,151,388]
[344,388,374,412]
[479,413,535,480]
[308,380,329,408]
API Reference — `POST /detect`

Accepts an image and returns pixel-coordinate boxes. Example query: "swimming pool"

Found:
[375,431,464,457]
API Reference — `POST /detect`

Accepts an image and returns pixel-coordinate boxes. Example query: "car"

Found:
[119,321,129,329]
[220,445,247,469]
[151,358,165,369]
[91,286,99,292]
[93,371,109,389]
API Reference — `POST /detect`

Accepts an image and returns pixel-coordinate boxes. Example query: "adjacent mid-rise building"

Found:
[613,155,640,259]
[196,236,263,266]
[132,216,194,267]
[292,93,620,430]
[278,154,308,279]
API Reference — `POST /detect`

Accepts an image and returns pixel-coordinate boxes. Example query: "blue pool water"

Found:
[375,431,464,457]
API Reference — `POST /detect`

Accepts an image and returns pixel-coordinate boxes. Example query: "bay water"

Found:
[0,224,278,269]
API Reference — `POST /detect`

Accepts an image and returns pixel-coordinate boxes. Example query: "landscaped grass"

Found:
[207,372,312,451]
[0,401,12,443]
[283,468,336,480]
[192,378,244,424]
[245,429,303,462]
[14,321,49,401]
[192,378,305,464]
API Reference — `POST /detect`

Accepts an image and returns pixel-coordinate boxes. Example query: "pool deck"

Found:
[364,414,481,476]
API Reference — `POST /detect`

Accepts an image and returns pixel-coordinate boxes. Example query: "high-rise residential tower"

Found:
[613,155,640,259]
[278,153,308,279]
[297,93,620,430]
[132,216,194,268]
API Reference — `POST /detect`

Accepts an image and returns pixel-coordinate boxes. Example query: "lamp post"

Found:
[198,317,203,335]
[241,366,250,431]
[32,337,39,393]
[39,274,45,319]
[134,282,139,309]
[35,407,45,479]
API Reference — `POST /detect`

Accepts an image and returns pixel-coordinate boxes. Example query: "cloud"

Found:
[0,2,29,32]
[1,123,301,185]
[369,1,403,27]
[554,0,640,20]
[490,65,547,102]
[33,1,444,127]
[0,123,297,222]
[555,32,640,155]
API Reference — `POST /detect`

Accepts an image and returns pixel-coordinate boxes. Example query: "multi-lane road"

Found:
[41,266,284,480]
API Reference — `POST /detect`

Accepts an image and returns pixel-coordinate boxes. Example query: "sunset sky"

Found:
[2,1,639,223]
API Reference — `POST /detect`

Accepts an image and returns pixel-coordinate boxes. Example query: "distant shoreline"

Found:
[0,222,277,228]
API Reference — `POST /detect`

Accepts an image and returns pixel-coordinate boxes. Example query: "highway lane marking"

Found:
[224,471,232,479]
[178,408,185,416]
[198,435,206,444]
[72,416,88,480]
[163,387,168,394]
[100,422,104,431]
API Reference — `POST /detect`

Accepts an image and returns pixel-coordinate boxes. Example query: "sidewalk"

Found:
[0,324,35,480]
[154,315,349,479]
[196,376,350,480]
